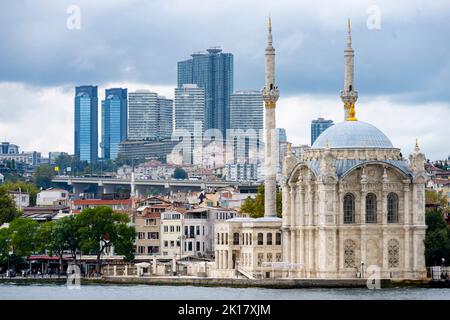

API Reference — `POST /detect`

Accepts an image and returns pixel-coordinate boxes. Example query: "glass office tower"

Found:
[311,117,334,145]
[101,88,127,160]
[75,85,98,163]
[177,47,233,137]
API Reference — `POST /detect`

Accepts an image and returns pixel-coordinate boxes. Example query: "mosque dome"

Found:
[312,121,394,149]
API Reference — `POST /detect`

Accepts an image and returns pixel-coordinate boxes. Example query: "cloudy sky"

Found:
[0,0,449,160]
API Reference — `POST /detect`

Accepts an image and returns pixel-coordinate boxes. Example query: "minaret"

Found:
[340,18,358,121]
[262,16,280,218]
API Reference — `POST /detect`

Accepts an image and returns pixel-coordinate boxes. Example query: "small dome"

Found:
[312,121,394,149]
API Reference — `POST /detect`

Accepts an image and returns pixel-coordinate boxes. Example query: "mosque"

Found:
[213,19,427,280]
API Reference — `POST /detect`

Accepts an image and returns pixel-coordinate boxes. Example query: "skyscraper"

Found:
[177,47,233,136]
[174,84,205,134]
[128,90,173,141]
[311,117,334,145]
[75,85,98,163]
[101,88,128,160]
[229,90,263,166]
[128,90,158,140]
[157,96,174,139]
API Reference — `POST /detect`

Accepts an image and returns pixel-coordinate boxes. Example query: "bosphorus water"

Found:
[1,283,450,300]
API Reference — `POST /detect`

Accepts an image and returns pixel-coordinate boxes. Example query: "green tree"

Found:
[425,190,448,209]
[172,167,188,180]
[240,185,282,218]
[8,218,39,259]
[424,208,450,266]
[0,188,20,225]
[36,216,81,271]
[0,228,10,265]
[76,206,136,273]
[33,164,55,189]
[0,181,39,206]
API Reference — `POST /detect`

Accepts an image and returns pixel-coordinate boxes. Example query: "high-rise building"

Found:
[229,90,264,170]
[174,84,205,165]
[174,84,205,134]
[101,88,128,160]
[177,47,233,136]
[128,90,158,141]
[157,96,174,139]
[128,90,173,141]
[311,117,334,145]
[75,85,98,163]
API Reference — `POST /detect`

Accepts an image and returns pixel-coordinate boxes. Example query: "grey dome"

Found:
[312,121,394,149]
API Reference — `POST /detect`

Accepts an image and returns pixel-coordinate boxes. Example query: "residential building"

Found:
[311,117,334,145]
[183,208,210,257]
[102,88,128,160]
[157,96,174,139]
[70,199,132,214]
[75,85,98,163]
[178,47,233,136]
[8,191,30,209]
[36,188,69,206]
[160,209,185,257]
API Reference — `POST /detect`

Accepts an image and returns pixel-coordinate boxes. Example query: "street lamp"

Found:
[442,258,446,267]
[361,261,365,279]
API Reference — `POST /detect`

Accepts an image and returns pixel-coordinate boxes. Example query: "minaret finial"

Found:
[267,15,273,46]
[341,18,358,121]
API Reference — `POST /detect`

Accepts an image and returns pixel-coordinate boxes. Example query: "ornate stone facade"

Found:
[282,141,427,279]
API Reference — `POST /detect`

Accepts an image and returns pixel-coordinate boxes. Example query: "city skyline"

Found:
[0,1,449,160]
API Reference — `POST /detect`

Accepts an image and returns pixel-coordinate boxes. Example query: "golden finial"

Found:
[269,15,272,32]
[348,17,351,34]
[346,101,358,121]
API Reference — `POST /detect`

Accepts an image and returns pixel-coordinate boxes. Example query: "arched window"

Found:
[233,232,239,245]
[365,193,377,223]
[276,233,282,245]
[257,233,264,245]
[344,239,356,268]
[388,239,400,268]
[267,233,273,245]
[387,193,399,223]
[343,193,355,224]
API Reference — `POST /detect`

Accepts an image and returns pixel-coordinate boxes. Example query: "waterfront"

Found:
[1,283,450,300]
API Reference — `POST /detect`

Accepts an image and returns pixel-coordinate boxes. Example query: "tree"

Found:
[0,188,20,225]
[36,216,81,271]
[0,181,39,206]
[172,167,188,180]
[240,185,282,218]
[424,208,450,266]
[8,218,39,259]
[76,206,136,273]
[426,190,448,209]
[33,164,55,189]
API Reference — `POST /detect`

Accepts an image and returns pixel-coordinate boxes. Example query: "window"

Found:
[225,233,228,245]
[148,232,159,240]
[176,240,180,247]
[138,232,145,240]
[170,226,175,233]
[170,241,174,248]
[185,226,188,236]
[387,193,399,223]
[343,193,355,224]
[388,239,400,268]
[276,233,281,245]
[188,242,193,251]
[344,239,356,268]
[233,232,240,245]
[267,233,273,245]
[216,233,220,245]
[164,241,168,248]
[196,226,200,235]
[267,253,273,262]
[163,226,168,233]
[145,218,156,226]
[138,246,145,254]
[196,241,200,252]
[365,193,377,223]
[257,253,264,267]
[257,233,264,245]
[176,226,181,233]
